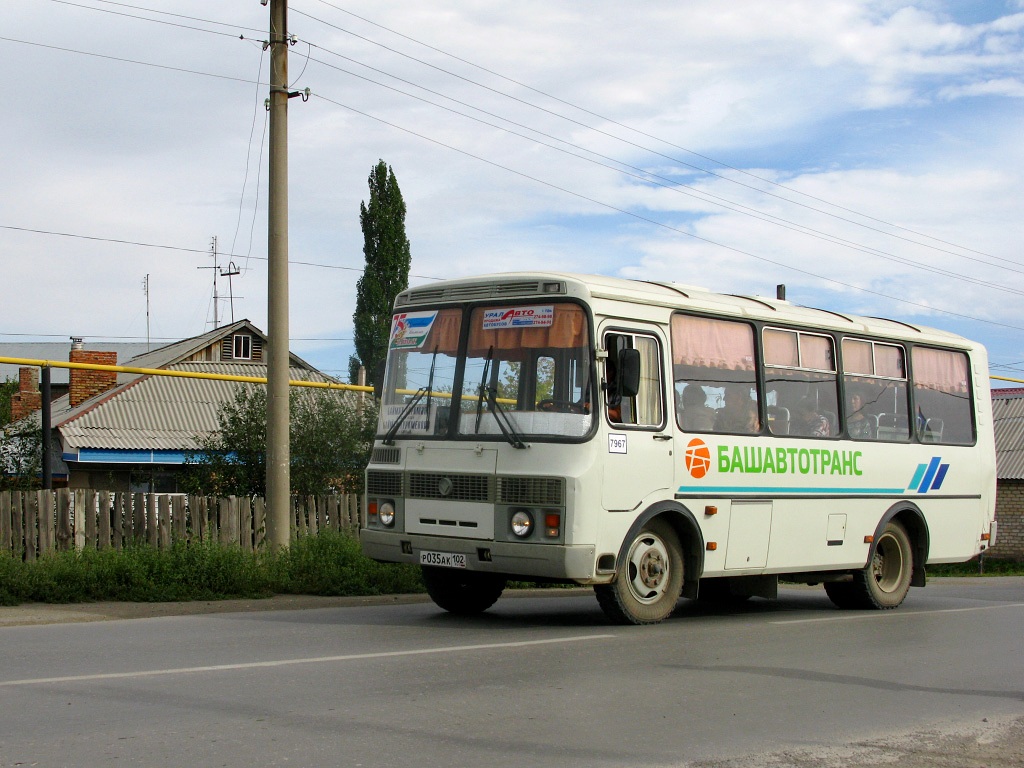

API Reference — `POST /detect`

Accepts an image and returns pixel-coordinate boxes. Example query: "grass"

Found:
[927,557,1024,577]
[0,531,424,606]
[0,536,1019,607]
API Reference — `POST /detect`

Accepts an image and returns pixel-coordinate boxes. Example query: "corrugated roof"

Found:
[58,363,345,451]
[992,394,1024,479]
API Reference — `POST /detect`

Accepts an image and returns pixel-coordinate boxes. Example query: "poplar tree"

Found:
[349,160,411,386]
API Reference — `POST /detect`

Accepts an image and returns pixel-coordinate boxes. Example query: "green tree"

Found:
[184,386,378,497]
[183,385,269,497]
[0,378,18,427]
[349,160,411,386]
[0,378,42,491]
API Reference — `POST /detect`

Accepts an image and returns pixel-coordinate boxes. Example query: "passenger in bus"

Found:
[715,383,760,433]
[680,384,715,431]
[846,391,875,439]
[792,396,831,437]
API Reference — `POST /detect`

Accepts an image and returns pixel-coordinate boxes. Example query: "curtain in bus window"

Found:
[672,315,756,370]
[763,329,799,367]
[875,344,905,378]
[467,304,588,360]
[842,339,873,375]
[801,334,835,371]
[421,309,462,355]
[911,347,973,444]
[636,335,663,426]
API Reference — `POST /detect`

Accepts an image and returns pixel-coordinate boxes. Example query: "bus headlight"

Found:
[510,509,534,538]
[378,501,396,528]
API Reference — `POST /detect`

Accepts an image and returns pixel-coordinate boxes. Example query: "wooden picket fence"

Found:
[0,489,362,559]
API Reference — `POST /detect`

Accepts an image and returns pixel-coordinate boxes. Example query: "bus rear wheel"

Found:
[826,521,913,610]
[595,519,684,625]
[421,567,507,615]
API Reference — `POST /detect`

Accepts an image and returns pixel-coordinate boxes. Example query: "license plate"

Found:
[419,550,467,569]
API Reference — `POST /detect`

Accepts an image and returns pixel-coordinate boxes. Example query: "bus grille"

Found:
[366,470,403,496]
[497,476,564,506]
[371,447,401,465]
[407,472,493,502]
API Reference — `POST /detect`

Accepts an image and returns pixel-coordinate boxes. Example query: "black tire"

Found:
[827,521,913,610]
[595,519,684,625]
[421,566,507,615]
[823,580,862,609]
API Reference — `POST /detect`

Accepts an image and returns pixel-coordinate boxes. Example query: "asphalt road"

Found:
[0,579,1021,768]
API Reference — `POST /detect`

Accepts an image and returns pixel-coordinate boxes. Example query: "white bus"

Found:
[362,273,997,624]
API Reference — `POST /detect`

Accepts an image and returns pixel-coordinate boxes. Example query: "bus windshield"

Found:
[377,302,594,441]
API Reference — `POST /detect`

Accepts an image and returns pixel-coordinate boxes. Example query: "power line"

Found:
[0,224,445,281]
[295,4,1012,268]
[42,0,1008,267]
[47,0,261,39]
[11,20,1018,288]
[312,92,1024,334]
[0,35,261,86]
[7,18,1018,319]
[303,49,1024,294]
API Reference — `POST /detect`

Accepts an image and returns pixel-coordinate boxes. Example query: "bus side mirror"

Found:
[617,348,641,399]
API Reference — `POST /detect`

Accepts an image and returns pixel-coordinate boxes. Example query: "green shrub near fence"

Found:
[0,530,424,606]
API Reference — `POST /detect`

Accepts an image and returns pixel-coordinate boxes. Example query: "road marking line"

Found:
[0,634,615,688]
[772,602,1024,625]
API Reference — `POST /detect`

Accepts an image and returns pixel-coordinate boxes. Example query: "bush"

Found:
[0,531,424,605]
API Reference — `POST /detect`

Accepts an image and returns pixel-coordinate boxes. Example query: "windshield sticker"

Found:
[482,306,554,329]
[390,311,438,350]
[380,403,435,434]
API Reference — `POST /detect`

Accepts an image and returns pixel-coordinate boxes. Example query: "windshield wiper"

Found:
[472,346,526,449]
[382,387,427,446]
[382,347,441,445]
[474,346,493,434]
[485,385,527,449]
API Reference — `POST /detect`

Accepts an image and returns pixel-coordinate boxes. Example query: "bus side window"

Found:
[911,347,974,445]
[764,329,838,439]
[604,332,663,427]
[669,314,760,435]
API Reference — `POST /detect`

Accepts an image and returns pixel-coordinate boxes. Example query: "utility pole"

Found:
[266,0,291,551]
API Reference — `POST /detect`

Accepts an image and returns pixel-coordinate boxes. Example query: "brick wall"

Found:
[989,478,1024,560]
[69,350,118,407]
[10,366,42,421]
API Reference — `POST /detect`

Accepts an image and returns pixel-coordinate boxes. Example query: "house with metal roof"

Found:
[7,320,340,493]
[990,388,1024,560]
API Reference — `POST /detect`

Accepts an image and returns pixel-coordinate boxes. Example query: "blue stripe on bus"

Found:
[907,464,926,492]
[917,456,942,494]
[931,463,950,491]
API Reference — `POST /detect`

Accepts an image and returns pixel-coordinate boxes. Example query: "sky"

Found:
[2,0,1023,386]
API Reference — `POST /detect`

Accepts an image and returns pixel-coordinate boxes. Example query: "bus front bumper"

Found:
[361,530,598,582]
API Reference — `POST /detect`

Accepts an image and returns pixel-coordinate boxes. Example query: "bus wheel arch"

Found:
[872,503,930,588]
[595,503,703,625]
[826,503,927,611]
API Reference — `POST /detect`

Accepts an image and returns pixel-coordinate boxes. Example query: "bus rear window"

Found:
[911,347,974,445]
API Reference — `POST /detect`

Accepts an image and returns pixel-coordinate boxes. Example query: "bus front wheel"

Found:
[595,519,684,625]
[421,567,507,615]
[826,521,913,610]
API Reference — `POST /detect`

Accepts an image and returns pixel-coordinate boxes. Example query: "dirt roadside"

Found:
[685,715,1024,768]
[0,593,434,627]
